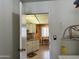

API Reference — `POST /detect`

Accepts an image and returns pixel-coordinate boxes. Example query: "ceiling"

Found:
[22,14,48,24]
[21,0,54,2]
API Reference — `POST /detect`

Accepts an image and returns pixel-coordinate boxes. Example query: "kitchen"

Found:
[22,14,50,59]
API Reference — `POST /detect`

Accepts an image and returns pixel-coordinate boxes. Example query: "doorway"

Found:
[22,13,50,59]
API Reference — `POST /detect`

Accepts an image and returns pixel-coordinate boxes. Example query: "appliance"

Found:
[61,25,79,55]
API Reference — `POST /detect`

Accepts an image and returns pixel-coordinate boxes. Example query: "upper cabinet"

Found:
[26,24,36,33]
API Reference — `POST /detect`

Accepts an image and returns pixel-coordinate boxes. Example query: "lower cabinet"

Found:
[27,40,39,54]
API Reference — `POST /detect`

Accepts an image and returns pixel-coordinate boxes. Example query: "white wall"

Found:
[0,0,12,59]
[58,0,79,33]
[58,0,79,55]
[23,1,63,59]
[0,0,19,59]
[23,1,50,13]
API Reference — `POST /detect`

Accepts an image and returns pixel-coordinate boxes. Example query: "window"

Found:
[41,26,49,37]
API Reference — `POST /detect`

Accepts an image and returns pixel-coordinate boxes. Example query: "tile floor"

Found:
[27,45,50,59]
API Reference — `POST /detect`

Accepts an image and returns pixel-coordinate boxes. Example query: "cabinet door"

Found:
[26,24,36,33]
[27,42,33,53]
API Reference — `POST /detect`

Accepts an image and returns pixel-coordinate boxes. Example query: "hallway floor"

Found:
[27,45,50,59]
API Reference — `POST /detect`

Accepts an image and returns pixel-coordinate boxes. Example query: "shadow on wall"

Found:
[12,13,20,59]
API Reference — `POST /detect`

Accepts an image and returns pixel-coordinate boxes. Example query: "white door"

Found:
[20,26,27,59]
[20,2,27,59]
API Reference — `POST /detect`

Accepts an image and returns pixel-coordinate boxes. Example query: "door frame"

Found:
[19,1,51,59]
[21,12,51,59]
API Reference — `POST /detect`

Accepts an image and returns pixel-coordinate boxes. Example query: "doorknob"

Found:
[18,48,26,52]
